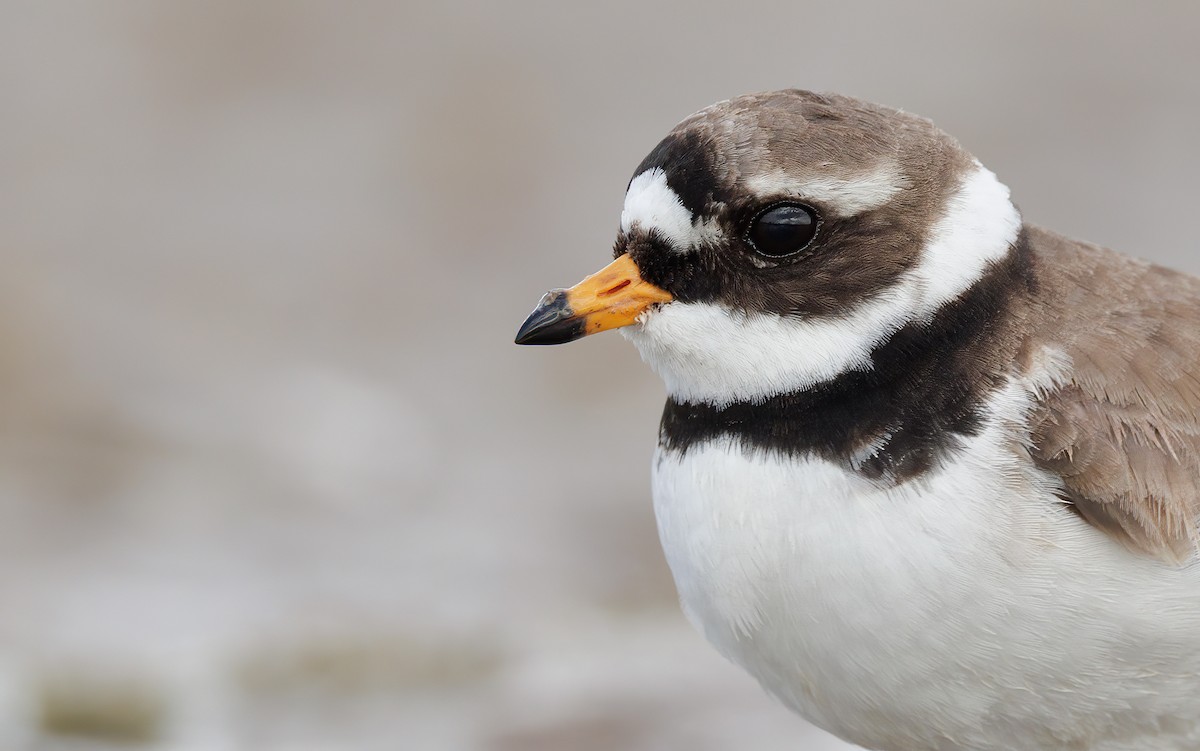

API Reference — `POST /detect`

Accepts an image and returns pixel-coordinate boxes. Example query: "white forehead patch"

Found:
[745,164,910,218]
[620,168,721,251]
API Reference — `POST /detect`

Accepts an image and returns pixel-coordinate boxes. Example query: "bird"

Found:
[514,90,1200,751]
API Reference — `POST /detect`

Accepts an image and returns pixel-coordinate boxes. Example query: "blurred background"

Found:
[1,2,1198,749]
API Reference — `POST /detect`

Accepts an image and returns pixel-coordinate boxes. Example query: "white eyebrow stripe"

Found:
[745,165,911,217]
[620,168,722,252]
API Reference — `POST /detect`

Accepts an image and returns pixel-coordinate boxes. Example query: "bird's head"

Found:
[516,90,1022,408]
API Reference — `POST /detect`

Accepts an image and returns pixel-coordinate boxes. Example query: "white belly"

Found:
[652,431,1200,750]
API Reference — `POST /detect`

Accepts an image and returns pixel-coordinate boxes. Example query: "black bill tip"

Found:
[514,289,587,345]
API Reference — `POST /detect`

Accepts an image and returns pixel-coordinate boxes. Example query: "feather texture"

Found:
[1027,226,1200,560]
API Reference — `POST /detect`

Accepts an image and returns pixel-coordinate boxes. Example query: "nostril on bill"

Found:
[598,279,632,297]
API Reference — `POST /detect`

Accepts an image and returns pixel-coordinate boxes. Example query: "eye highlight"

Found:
[747,203,819,258]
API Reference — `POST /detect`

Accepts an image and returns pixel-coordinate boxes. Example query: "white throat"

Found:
[622,163,1021,407]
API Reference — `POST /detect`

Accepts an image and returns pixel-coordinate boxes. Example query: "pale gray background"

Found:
[1,2,1197,750]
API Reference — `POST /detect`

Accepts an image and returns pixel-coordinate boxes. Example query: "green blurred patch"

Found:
[237,631,504,695]
[37,671,167,744]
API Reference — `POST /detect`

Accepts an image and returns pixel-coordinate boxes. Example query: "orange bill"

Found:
[514,254,673,345]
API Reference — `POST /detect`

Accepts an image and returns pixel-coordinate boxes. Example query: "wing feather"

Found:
[1025,227,1200,561]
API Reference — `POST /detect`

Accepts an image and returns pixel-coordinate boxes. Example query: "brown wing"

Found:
[1025,227,1200,561]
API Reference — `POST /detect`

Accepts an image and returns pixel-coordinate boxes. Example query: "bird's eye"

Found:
[747,203,819,258]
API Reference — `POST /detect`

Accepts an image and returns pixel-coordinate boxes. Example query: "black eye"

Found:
[747,203,819,258]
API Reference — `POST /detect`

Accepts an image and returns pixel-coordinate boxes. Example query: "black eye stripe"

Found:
[746,203,820,258]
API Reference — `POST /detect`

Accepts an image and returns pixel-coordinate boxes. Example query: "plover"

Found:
[515,90,1200,750]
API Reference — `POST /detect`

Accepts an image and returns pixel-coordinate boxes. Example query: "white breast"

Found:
[651,382,1200,750]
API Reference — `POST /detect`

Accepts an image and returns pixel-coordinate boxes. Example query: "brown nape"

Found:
[1025,225,1200,562]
